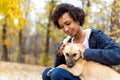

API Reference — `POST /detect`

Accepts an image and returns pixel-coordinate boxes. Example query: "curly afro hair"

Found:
[51,3,86,29]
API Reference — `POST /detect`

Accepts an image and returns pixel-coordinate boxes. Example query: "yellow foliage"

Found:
[0,0,23,18]
[0,0,30,30]
[38,53,54,67]
[0,17,5,25]
[3,39,13,48]
[44,1,57,17]
[92,0,99,4]
[83,7,90,12]
[0,26,2,43]
[0,0,28,34]
[17,17,29,29]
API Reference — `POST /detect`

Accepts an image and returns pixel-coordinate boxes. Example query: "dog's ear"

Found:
[60,43,70,56]
[78,50,84,58]
[60,49,63,56]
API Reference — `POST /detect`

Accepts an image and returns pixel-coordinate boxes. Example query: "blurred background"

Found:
[0,0,120,67]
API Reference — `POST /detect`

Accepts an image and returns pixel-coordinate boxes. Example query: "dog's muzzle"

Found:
[66,59,75,68]
[68,63,74,67]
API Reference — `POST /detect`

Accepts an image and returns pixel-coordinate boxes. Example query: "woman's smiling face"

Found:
[58,12,80,37]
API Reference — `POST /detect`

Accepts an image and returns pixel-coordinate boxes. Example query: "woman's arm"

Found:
[54,42,66,67]
[84,30,120,66]
[54,37,72,67]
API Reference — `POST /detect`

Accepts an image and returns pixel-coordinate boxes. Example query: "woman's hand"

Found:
[60,43,70,56]
[60,43,85,56]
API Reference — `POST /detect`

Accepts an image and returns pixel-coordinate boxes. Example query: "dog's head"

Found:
[62,43,83,68]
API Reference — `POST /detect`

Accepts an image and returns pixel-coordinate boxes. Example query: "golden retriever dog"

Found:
[58,43,120,80]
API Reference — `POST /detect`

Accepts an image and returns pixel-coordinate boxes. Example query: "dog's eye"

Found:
[65,53,69,56]
[73,53,77,57]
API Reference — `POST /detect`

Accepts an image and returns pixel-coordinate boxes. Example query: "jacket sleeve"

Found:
[84,30,120,66]
[54,42,66,67]
[54,36,72,67]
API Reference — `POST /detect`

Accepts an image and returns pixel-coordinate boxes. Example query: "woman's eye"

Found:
[66,22,70,25]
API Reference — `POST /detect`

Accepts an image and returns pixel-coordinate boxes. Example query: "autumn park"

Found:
[0,0,120,80]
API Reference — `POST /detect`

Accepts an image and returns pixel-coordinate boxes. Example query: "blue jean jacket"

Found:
[55,29,120,67]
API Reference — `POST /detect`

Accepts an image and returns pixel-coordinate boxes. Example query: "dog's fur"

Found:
[58,43,120,80]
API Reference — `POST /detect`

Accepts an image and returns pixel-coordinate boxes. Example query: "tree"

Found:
[17,0,30,63]
[110,0,120,43]
[44,0,57,55]
[0,0,24,61]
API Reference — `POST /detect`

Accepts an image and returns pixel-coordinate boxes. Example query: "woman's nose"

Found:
[64,26,69,32]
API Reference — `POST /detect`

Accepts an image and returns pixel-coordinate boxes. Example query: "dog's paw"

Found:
[58,64,67,68]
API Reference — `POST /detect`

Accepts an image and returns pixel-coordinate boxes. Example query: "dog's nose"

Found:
[68,63,74,67]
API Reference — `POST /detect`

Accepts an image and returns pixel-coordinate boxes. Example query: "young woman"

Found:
[42,3,120,80]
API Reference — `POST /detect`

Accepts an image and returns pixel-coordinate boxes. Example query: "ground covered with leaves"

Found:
[0,61,119,80]
[0,61,45,80]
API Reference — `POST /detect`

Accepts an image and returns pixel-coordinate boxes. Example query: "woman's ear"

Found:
[78,22,80,25]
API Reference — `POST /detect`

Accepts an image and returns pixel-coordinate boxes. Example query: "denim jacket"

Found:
[54,29,120,67]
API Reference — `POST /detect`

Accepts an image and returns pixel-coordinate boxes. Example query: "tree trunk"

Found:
[18,30,25,63]
[45,0,56,55]
[45,22,50,55]
[45,8,53,55]
[2,23,9,61]
[17,0,30,63]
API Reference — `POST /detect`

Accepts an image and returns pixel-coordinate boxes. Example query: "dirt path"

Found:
[0,61,46,80]
[1,61,119,80]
